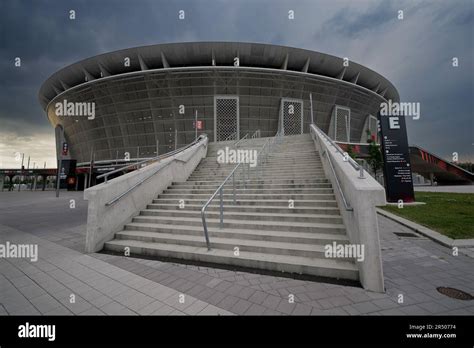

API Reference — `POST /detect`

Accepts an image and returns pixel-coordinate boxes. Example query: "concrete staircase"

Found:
[104,134,359,282]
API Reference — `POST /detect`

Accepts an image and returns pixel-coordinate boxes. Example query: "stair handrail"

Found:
[200,130,282,251]
[233,133,249,147]
[310,124,365,178]
[103,135,208,206]
[251,129,261,139]
[224,131,238,142]
[321,149,353,211]
[310,123,356,211]
[311,123,361,170]
[97,135,207,184]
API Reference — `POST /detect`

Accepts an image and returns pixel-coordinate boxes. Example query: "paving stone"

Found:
[205,278,222,288]
[245,303,267,315]
[230,299,252,315]
[18,284,47,300]
[371,298,398,310]
[327,295,352,307]
[213,281,233,292]
[198,304,232,316]
[152,304,174,315]
[262,308,282,315]
[351,301,380,314]
[101,301,137,315]
[216,295,240,311]
[41,303,73,315]
[206,291,227,306]
[136,300,165,315]
[400,305,431,315]
[321,307,348,315]
[292,303,312,315]
[276,300,295,315]
[235,287,256,300]
[225,284,245,296]
[183,300,208,315]
[261,295,282,310]
[29,294,63,313]
[417,301,450,314]
[248,290,268,305]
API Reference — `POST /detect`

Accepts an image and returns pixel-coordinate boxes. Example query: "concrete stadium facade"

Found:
[39,42,399,164]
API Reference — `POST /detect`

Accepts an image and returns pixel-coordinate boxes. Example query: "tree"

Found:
[367,141,383,175]
[346,144,357,160]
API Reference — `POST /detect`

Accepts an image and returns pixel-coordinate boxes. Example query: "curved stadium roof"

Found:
[39,41,399,109]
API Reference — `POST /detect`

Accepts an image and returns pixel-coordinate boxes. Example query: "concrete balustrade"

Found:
[310,124,386,292]
[84,135,208,253]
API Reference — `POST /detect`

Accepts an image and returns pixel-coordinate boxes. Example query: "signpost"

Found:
[378,111,415,203]
[194,110,203,141]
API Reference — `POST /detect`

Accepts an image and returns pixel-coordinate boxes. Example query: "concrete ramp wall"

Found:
[84,135,208,253]
[310,124,386,292]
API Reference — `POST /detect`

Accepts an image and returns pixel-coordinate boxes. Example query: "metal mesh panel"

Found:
[335,107,350,142]
[214,96,239,142]
[280,98,303,135]
[360,114,378,143]
[369,115,378,143]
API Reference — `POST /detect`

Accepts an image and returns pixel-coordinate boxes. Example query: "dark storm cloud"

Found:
[317,1,397,39]
[0,0,472,166]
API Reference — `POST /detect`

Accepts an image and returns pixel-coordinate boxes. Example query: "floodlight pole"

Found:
[18,153,24,192]
[195,109,198,141]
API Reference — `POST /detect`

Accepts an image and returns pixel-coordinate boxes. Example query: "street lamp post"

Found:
[18,153,24,192]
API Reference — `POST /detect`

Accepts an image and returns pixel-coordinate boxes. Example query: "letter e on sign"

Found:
[389,117,400,129]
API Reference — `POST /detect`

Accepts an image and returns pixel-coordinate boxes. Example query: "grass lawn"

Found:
[381,192,474,239]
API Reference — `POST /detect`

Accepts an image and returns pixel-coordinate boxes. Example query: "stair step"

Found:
[171,182,333,189]
[146,203,341,215]
[152,198,338,207]
[175,177,329,185]
[188,175,326,180]
[164,188,334,195]
[192,169,325,175]
[103,239,359,280]
[115,231,352,259]
[140,209,343,224]
[103,133,358,283]
[174,178,330,185]
[131,215,346,233]
[158,193,336,200]
[122,223,348,244]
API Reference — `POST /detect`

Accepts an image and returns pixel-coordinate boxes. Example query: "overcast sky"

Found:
[0,0,472,168]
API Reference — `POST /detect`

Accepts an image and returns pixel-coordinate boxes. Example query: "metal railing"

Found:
[322,150,353,211]
[200,131,282,250]
[97,135,207,183]
[251,129,261,139]
[100,135,207,207]
[311,124,365,179]
[310,123,360,211]
[224,131,238,142]
[233,133,249,147]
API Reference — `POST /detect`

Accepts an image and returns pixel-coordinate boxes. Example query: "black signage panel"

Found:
[378,112,415,203]
[59,159,77,190]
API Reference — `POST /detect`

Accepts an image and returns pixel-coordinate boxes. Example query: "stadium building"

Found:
[39,42,397,169]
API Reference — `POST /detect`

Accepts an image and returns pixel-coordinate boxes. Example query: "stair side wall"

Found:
[310,125,387,292]
[84,137,208,253]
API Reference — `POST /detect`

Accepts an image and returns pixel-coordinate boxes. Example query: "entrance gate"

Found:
[214,96,239,142]
[279,98,303,135]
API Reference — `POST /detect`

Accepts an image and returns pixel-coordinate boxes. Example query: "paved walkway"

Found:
[414,185,474,193]
[0,191,473,315]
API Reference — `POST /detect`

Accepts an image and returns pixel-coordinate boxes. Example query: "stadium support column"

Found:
[55,125,64,197]
[430,172,435,186]
[195,109,198,141]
